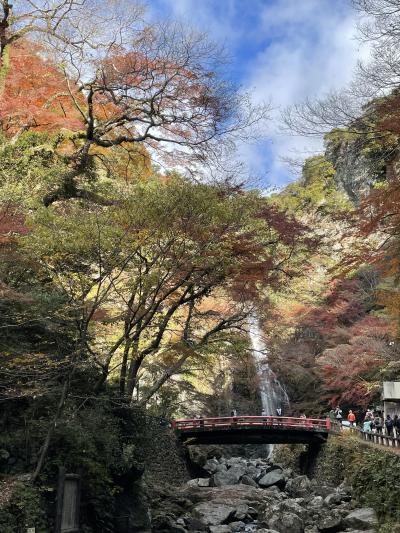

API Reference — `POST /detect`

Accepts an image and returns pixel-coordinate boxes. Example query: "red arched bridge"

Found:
[171,416,332,445]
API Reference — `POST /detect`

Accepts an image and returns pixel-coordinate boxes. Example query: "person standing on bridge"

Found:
[394,414,400,437]
[231,408,237,417]
[334,406,343,426]
[363,418,372,432]
[276,407,282,416]
[365,408,373,421]
[347,410,356,427]
[385,414,394,436]
[373,413,383,434]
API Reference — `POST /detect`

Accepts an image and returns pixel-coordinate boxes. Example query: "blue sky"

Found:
[148,0,367,188]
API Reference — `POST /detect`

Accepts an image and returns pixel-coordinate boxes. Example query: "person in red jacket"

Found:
[347,410,356,427]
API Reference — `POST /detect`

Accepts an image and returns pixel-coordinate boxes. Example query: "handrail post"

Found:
[326,417,331,431]
[171,419,176,430]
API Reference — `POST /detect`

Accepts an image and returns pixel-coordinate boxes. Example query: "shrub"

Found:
[0,483,48,533]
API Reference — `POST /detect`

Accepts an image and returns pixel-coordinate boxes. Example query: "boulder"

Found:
[268,511,304,533]
[185,516,208,531]
[209,527,231,533]
[265,485,284,495]
[233,503,249,521]
[245,465,262,480]
[213,465,246,487]
[247,506,258,518]
[308,496,324,509]
[186,477,210,488]
[183,483,274,507]
[285,475,311,497]
[258,469,286,490]
[304,527,319,533]
[254,530,280,533]
[186,478,201,487]
[204,458,220,474]
[261,498,306,528]
[240,475,258,487]
[343,531,376,533]
[229,521,246,532]
[227,457,247,467]
[317,514,343,533]
[151,515,187,533]
[310,481,338,499]
[324,492,343,506]
[344,508,378,530]
[278,499,307,519]
[192,502,235,526]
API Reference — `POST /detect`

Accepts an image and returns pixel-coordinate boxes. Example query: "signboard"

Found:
[55,467,81,533]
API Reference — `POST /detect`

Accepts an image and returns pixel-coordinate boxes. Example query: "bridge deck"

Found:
[172,416,331,445]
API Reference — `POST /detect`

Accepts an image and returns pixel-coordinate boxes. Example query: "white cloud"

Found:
[148,0,369,187]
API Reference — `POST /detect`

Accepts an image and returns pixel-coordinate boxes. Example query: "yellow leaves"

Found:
[89,141,153,184]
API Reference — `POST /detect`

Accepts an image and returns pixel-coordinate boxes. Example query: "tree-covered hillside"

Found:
[2,1,400,531]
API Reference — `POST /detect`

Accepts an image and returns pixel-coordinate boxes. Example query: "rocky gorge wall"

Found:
[114,413,190,533]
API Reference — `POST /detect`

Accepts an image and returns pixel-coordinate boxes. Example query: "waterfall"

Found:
[248,313,289,416]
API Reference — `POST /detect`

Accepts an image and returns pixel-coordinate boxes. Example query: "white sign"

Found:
[27,528,36,533]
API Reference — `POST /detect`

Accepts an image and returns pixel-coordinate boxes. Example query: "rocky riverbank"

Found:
[150,455,379,533]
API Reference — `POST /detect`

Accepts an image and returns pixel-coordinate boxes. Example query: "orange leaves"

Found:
[312,284,394,407]
[317,337,385,408]
[0,40,83,136]
[275,269,396,409]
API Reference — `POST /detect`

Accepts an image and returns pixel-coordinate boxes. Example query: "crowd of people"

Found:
[330,406,400,436]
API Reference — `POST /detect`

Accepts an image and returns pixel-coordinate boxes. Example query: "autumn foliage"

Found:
[0,41,83,136]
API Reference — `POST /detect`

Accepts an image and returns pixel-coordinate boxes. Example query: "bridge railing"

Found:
[171,416,330,431]
[349,426,400,449]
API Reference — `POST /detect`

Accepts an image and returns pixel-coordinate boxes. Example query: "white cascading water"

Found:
[248,313,289,417]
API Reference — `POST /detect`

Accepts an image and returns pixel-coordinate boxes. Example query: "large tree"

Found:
[22,176,312,404]
[1,2,269,205]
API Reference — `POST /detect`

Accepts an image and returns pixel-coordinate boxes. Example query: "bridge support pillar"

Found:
[300,442,322,477]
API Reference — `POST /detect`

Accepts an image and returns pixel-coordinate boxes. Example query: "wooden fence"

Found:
[349,426,400,449]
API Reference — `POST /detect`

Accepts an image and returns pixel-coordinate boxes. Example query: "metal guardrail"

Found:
[171,416,330,432]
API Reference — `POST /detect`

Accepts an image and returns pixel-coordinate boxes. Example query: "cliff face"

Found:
[325,135,375,203]
[324,118,400,204]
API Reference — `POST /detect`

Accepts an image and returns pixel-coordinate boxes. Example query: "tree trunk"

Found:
[126,354,143,400]
[138,344,195,405]
[31,378,69,483]
[119,338,132,395]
